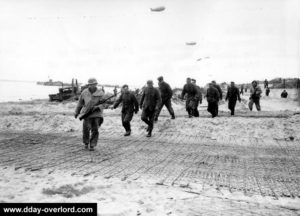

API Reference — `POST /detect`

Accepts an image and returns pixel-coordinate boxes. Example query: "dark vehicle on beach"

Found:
[48,86,79,102]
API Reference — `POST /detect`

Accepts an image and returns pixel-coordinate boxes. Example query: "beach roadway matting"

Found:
[0,130,299,200]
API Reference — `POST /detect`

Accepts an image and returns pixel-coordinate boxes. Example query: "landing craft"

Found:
[150,6,166,12]
[186,42,197,46]
[197,58,202,61]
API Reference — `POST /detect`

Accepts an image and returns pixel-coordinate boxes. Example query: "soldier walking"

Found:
[225,81,241,116]
[74,78,104,151]
[154,76,175,121]
[240,84,244,95]
[140,80,161,137]
[206,83,220,118]
[264,79,269,89]
[211,80,223,116]
[266,87,270,96]
[181,78,198,118]
[249,80,262,111]
[112,85,139,136]
[191,79,202,117]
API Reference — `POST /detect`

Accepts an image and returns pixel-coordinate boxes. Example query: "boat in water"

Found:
[37,79,71,86]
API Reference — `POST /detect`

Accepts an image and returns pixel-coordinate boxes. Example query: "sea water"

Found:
[0,80,118,102]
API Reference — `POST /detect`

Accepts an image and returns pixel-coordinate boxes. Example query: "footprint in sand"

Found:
[42,184,94,198]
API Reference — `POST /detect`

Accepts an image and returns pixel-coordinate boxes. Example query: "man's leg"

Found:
[193,100,199,117]
[154,101,164,121]
[207,102,212,115]
[90,117,103,149]
[187,98,194,117]
[82,119,91,148]
[147,110,156,137]
[229,100,236,115]
[123,111,133,136]
[121,112,127,132]
[213,102,218,118]
[141,108,151,127]
[165,99,175,119]
[255,99,261,111]
[248,99,254,111]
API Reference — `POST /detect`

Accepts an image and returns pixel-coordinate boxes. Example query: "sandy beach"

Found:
[0,88,300,215]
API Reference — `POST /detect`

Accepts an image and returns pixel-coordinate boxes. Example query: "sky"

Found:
[0,0,299,87]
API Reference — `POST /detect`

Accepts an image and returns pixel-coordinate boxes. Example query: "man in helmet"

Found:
[206,82,220,118]
[181,78,198,118]
[225,81,241,116]
[140,80,161,137]
[249,80,262,111]
[154,76,175,121]
[211,80,223,116]
[112,84,139,136]
[191,78,202,117]
[74,78,104,151]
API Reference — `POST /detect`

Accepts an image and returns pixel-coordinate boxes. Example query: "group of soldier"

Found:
[74,77,265,151]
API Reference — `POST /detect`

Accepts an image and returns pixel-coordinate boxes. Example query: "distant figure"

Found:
[140,80,161,137]
[249,80,262,111]
[240,84,244,95]
[264,79,269,89]
[297,78,300,89]
[113,85,139,136]
[191,79,202,117]
[181,78,198,118]
[225,82,241,116]
[281,90,288,98]
[154,76,175,121]
[266,87,270,96]
[113,86,118,96]
[211,80,223,116]
[74,78,104,151]
[206,83,220,118]
[102,86,105,93]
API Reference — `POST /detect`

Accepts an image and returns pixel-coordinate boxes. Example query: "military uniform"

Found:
[193,85,202,117]
[226,86,241,115]
[75,88,104,148]
[212,83,222,116]
[140,87,161,135]
[181,83,198,117]
[154,81,175,120]
[206,86,220,118]
[113,91,139,134]
[249,85,262,111]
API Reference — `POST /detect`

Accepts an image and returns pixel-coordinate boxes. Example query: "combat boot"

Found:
[89,146,95,151]
[124,131,131,136]
[171,114,175,119]
[146,130,152,137]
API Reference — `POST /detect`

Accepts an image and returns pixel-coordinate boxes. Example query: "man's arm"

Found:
[155,89,162,109]
[181,85,186,99]
[225,89,229,101]
[113,94,123,109]
[74,94,84,118]
[140,91,145,108]
[166,83,173,98]
[218,86,223,100]
[132,93,139,113]
[256,86,262,96]
[215,88,220,101]
[237,88,241,101]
